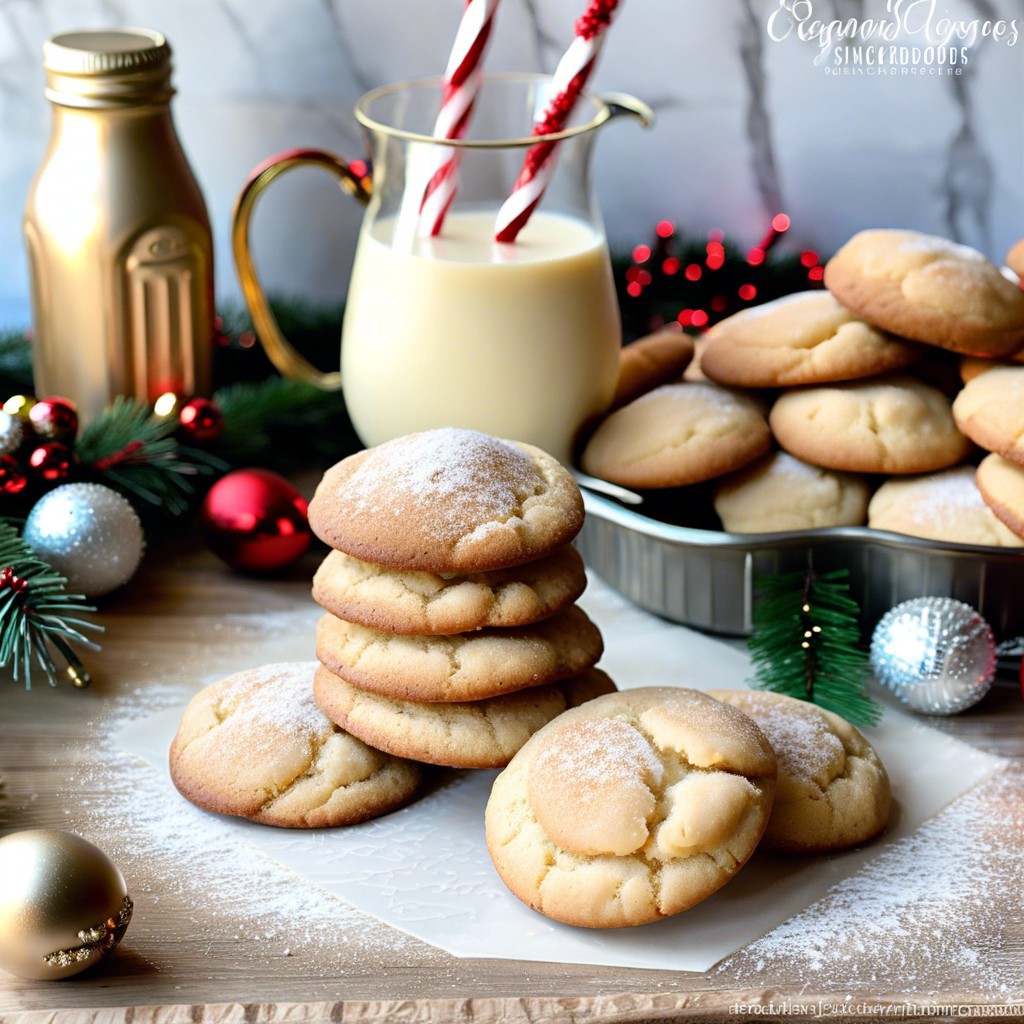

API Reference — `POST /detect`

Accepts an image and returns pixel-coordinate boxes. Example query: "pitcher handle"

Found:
[231,147,372,390]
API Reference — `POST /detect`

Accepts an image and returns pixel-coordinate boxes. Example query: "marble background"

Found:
[0,0,1021,322]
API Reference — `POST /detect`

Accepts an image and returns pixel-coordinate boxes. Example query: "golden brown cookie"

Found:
[311,545,586,636]
[708,690,891,854]
[168,662,423,828]
[700,290,921,388]
[823,229,1024,357]
[713,452,870,533]
[976,452,1024,539]
[952,365,1024,465]
[612,329,695,409]
[868,465,1024,547]
[484,687,777,928]
[1006,238,1024,279]
[313,665,616,769]
[315,605,603,703]
[769,375,972,475]
[307,428,584,573]
[581,382,772,489]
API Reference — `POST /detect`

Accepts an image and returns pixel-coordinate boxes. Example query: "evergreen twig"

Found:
[747,568,882,727]
[0,519,101,688]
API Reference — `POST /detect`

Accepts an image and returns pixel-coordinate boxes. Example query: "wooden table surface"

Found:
[1,534,1022,1024]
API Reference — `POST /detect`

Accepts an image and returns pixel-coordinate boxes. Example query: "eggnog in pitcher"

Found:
[340,208,621,463]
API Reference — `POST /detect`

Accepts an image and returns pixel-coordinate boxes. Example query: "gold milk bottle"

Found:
[24,28,213,423]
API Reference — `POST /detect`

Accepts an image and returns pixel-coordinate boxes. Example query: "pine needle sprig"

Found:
[0,519,101,688]
[747,568,882,727]
[75,396,224,514]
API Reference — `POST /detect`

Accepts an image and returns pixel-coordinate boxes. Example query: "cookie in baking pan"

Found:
[313,665,616,769]
[700,290,921,389]
[713,451,869,533]
[315,605,603,703]
[169,662,423,828]
[581,381,772,489]
[612,328,695,409]
[823,228,1024,357]
[952,365,1024,465]
[311,544,586,636]
[307,427,584,574]
[769,374,972,475]
[868,465,1024,547]
[708,689,891,854]
[484,686,777,928]
[976,452,1024,540]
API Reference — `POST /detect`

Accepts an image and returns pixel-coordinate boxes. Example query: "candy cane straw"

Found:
[418,0,500,237]
[494,0,621,243]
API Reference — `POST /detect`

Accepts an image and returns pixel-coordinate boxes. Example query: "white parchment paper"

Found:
[115,575,1007,972]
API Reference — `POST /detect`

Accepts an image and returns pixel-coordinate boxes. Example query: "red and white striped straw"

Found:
[494,0,621,243]
[418,0,500,237]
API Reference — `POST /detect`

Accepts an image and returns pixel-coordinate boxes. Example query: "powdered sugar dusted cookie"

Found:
[307,428,584,574]
[311,545,586,636]
[484,687,776,928]
[169,662,422,828]
[315,605,603,703]
[824,229,1024,356]
[952,365,1024,466]
[713,452,869,533]
[581,382,772,489]
[709,689,890,854]
[769,375,972,475]
[976,453,1024,540]
[701,290,921,388]
[313,665,616,769]
[868,466,1024,547]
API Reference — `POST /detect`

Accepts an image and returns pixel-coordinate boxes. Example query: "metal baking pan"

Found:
[575,487,1024,640]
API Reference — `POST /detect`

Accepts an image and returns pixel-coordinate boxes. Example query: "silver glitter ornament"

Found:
[870,597,995,715]
[22,483,145,598]
[0,409,25,456]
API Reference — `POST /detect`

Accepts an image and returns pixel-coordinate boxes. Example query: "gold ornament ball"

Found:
[0,829,132,980]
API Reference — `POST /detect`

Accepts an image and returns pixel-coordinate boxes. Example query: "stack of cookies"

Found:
[307,427,616,770]
[581,228,1024,548]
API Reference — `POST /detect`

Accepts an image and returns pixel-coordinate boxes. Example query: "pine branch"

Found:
[747,568,881,728]
[75,396,223,515]
[0,329,34,393]
[0,519,101,688]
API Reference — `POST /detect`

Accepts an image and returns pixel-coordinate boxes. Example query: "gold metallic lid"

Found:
[44,28,170,75]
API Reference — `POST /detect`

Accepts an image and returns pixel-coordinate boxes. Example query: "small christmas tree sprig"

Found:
[0,519,100,688]
[747,567,881,727]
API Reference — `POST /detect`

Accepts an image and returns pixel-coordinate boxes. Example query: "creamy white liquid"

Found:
[341,209,621,463]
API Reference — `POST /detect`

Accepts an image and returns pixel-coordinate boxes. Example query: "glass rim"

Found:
[353,71,614,148]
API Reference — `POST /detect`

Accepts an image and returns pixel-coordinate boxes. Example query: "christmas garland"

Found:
[0,221,829,689]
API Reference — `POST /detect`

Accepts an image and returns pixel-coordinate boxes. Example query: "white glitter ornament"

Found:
[0,409,24,455]
[22,483,145,598]
[870,597,995,715]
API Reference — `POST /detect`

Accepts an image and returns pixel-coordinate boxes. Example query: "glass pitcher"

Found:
[232,73,652,464]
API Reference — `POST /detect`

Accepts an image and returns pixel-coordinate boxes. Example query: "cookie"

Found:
[312,545,586,636]
[313,665,616,769]
[976,453,1024,539]
[823,229,1024,357]
[708,690,891,854]
[581,382,772,489]
[307,428,584,574]
[700,290,921,388]
[169,662,422,828]
[612,329,695,409]
[769,374,972,474]
[1007,238,1024,279]
[952,365,1024,465]
[713,452,870,533]
[484,687,777,928]
[315,605,603,703]
[868,465,1024,547]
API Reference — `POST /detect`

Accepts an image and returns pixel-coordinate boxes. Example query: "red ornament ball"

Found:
[28,442,74,482]
[200,469,311,574]
[0,455,27,494]
[178,398,223,443]
[29,396,78,443]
